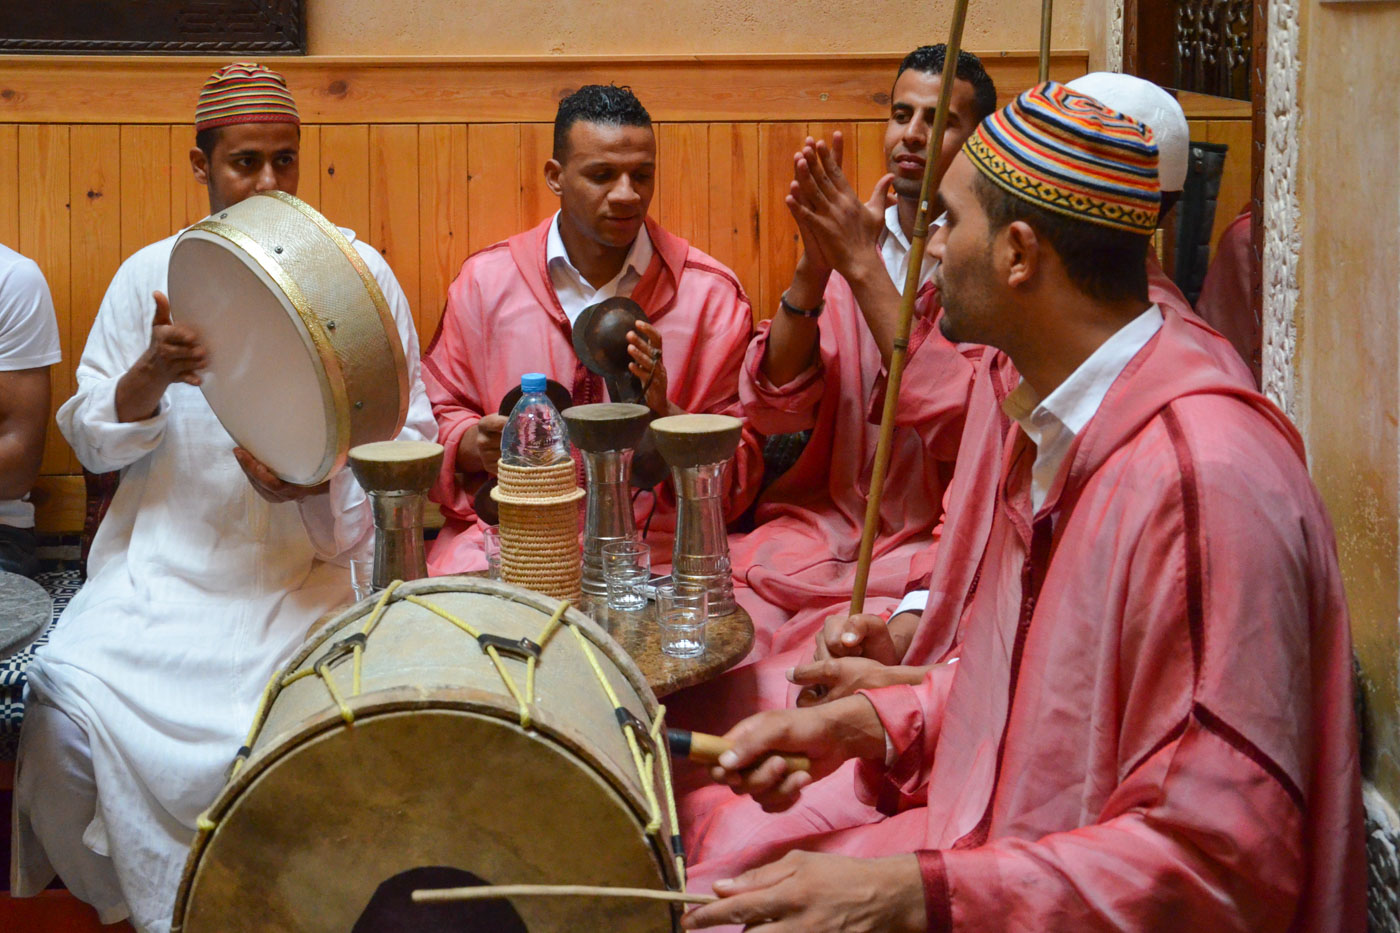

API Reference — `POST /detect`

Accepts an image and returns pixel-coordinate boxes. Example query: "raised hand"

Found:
[115,290,208,422]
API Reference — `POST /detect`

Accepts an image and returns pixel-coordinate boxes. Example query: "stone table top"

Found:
[0,571,52,659]
[586,597,754,698]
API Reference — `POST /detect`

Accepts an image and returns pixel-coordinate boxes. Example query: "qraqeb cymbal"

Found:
[473,378,574,526]
[572,297,649,404]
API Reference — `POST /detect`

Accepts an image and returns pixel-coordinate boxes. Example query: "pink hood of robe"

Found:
[726,277,977,653]
[856,306,1364,930]
[421,217,762,575]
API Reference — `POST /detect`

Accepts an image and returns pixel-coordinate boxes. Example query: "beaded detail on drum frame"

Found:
[266,189,410,432]
[195,580,689,893]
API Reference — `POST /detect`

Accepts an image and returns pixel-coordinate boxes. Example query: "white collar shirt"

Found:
[879,204,941,290]
[546,211,654,325]
[1002,304,1164,514]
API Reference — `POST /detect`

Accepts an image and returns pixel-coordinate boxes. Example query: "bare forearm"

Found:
[114,362,167,423]
[763,258,828,387]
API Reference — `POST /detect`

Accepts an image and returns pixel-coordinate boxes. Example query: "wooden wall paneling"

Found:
[67,126,122,450]
[0,125,17,248]
[296,124,322,210]
[1204,119,1253,253]
[706,123,760,311]
[319,124,370,237]
[854,121,888,207]
[517,123,555,232]
[466,123,520,253]
[168,124,208,232]
[119,125,172,260]
[368,124,421,334]
[0,53,1091,125]
[18,126,70,475]
[655,123,710,253]
[417,123,469,345]
[757,123,809,321]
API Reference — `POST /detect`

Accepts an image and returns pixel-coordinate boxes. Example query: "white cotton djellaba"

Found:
[10,229,437,932]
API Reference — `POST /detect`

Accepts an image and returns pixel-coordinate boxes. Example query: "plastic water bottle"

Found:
[501,373,571,467]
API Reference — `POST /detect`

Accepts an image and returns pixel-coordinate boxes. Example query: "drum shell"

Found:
[172,577,680,933]
[167,190,409,485]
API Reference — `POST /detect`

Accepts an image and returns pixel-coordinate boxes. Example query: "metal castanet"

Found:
[848,0,972,614]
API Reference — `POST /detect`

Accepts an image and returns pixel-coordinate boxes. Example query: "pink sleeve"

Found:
[853,665,957,813]
[738,318,826,436]
[867,301,980,463]
[422,272,487,521]
[917,722,1305,931]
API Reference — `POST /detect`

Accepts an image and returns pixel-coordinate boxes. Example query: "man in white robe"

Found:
[9,62,437,932]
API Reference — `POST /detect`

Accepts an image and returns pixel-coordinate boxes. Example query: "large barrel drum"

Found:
[172,577,684,932]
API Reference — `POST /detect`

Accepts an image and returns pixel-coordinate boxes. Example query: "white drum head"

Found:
[168,233,334,485]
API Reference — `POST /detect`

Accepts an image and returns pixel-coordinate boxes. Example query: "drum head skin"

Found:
[174,579,680,933]
[167,191,409,486]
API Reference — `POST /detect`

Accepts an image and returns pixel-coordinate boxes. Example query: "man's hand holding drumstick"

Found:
[115,291,208,423]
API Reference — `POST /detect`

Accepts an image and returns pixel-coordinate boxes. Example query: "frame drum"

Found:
[167,191,409,486]
[172,578,684,932]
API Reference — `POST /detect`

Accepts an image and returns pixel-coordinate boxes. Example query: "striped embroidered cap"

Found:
[963,81,1161,234]
[195,62,300,132]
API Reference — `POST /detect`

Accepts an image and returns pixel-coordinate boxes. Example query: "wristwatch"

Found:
[780,290,824,319]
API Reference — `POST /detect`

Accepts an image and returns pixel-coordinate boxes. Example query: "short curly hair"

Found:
[553,84,653,161]
[896,46,998,123]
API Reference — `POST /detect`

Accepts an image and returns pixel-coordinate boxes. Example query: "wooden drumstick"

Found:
[412,884,718,905]
[666,728,811,774]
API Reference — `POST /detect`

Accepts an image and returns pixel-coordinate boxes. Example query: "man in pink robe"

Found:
[681,84,1363,932]
[722,46,998,657]
[1195,205,1259,385]
[423,85,761,576]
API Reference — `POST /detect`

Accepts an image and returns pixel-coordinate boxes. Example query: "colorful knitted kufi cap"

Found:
[963,81,1161,234]
[1065,72,1189,191]
[195,62,300,132]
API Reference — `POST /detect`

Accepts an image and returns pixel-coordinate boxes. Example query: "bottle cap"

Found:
[520,372,547,393]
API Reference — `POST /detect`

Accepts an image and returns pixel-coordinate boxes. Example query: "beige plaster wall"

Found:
[1295,0,1400,804]
[307,0,1085,56]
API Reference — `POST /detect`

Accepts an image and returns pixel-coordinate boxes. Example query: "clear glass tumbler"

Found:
[481,524,501,580]
[656,580,708,658]
[603,539,651,612]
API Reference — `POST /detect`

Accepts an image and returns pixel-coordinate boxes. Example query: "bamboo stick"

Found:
[412,884,719,905]
[1039,0,1055,82]
[849,0,971,613]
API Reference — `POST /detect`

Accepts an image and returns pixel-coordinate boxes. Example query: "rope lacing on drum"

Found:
[194,586,687,892]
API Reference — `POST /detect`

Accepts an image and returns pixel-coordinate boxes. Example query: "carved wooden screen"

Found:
[1174,0,1253,99]
[1,0,305,54]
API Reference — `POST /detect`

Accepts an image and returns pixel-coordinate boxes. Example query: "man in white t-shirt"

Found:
[0,244,61,578]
